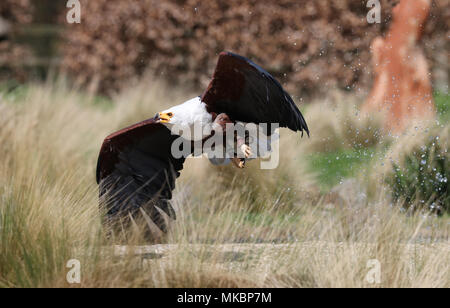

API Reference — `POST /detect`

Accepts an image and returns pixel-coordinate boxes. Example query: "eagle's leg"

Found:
[212,113,251,169]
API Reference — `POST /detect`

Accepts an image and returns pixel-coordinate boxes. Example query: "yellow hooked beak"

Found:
[155,112,173,123]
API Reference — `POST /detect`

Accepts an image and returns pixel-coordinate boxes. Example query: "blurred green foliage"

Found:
[434,91,450,123]
[307,148,376,190]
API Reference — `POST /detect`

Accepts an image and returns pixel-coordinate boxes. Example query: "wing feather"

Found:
[96,118,186,232]
[202,51,309,135]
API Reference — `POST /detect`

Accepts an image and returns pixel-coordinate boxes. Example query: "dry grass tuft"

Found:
[301,93,388,153]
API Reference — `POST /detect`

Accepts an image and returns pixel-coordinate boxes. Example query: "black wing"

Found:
[202,51,309,136]
[96,118,186,232]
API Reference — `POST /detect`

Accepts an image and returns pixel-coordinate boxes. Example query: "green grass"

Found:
[307,148,376,190]
[0,82,31,103]
[435,91,450,123]
[0,82,113,107]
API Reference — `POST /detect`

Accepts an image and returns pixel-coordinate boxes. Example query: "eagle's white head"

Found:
[155,97,213,141]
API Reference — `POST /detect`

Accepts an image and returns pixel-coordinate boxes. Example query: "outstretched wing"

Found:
[202,51,309,136]
[96,118,186,232]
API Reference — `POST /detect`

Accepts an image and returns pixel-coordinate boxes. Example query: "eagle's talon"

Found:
[240,144,252,159]
[232,157,245,169]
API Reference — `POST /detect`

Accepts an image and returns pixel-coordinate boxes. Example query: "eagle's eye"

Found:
[167,112,173,117]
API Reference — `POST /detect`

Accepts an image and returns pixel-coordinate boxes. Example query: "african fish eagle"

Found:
[96,51,309,235]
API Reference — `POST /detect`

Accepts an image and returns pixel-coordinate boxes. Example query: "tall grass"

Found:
[0,81,448,288]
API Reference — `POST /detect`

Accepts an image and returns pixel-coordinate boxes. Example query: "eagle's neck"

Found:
[162,97,214,141]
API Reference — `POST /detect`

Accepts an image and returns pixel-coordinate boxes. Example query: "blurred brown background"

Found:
[0,0,448,97]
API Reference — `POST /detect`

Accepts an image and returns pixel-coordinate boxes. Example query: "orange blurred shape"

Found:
[362,0,436,132]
